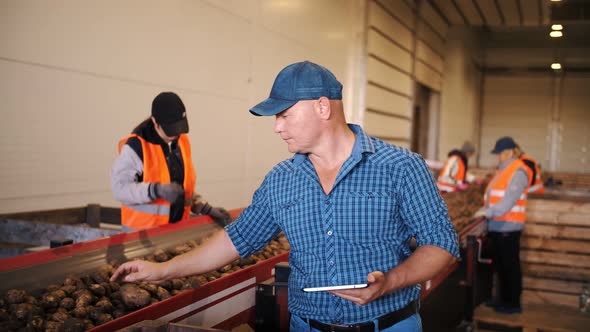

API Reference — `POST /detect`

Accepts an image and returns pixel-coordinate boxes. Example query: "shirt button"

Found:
[327,230,333,236]
[325,200,330,205]
[329,261,334,265]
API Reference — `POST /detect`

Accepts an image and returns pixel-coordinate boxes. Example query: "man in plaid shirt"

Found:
[112,61,459,332]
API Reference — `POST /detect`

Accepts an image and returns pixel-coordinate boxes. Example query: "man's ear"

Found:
[151,116,159,128]
[317,96,331,119]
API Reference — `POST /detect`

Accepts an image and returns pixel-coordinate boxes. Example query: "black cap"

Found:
[151,92,189,137]
[491,136,517,154]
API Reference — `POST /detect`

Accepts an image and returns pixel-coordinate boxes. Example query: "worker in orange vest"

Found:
[515,144,545,194]
[436,141,475,193]
[111,92,231,231]
[474,136,532,314]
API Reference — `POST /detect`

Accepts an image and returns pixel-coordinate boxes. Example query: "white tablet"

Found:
[302,284,368,292]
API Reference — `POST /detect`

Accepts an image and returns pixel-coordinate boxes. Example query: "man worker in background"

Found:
[436,141,476,193]
[111,61,459,331]
[475,136,532,314]
[515,144,545,194]
[111,92,231,232]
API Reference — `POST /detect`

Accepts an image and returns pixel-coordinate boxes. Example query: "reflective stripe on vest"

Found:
[118,133,196,230]
[122,203,170,216]
[437,182,456,192]
[484,158,531,223]
[437,156,466,192]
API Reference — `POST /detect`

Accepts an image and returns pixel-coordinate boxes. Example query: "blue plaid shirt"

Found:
[226,124,459,324]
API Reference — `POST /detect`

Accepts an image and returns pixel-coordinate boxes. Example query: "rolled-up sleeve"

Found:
[225,176,281,258]
[399,154,460,258]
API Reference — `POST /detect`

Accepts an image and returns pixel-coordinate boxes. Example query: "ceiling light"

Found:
[551,24,563,31]
[550,0,561,2]
[551,63,562,70]
[550,30,563,37]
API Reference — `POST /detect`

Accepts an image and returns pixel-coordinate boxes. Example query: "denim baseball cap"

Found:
[250,61,343,116]
[491,136,517,154]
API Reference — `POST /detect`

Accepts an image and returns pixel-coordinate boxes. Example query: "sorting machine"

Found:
[0,209,287,331]
[0,208,490,331]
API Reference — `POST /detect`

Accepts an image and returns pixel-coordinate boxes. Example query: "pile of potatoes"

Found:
[0,234,290,332]
[442,185,485,232]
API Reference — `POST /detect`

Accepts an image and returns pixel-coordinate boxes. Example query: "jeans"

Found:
[289,313,422,332]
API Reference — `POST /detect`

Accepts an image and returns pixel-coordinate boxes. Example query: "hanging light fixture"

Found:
[551,63,562,70]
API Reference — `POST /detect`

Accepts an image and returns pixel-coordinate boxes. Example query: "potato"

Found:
[119,284,151,310]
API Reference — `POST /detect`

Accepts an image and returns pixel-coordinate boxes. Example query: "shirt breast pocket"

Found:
[336,191,397,244]
[274,191,318,245]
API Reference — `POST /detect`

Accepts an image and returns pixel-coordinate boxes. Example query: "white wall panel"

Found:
[414,61,442,91]
[0,0,364,213]
[367,30,412,73]
[367,57,412,96]
[416,40,444,73]
[368,1,413,51]
[416,23,445,55]
[377,0,415,29]
[0,0,253,100]
[386,140,410,149]
[559,75,590,172]
[366,85,411,119]
[364,112,411,139]
[479,75,552,168]
[419,1,449,37]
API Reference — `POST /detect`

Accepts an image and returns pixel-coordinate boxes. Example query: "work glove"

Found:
[154,183,184,203]
[208,207,233,226]
[189,194,233,226]
[473,207,488,219]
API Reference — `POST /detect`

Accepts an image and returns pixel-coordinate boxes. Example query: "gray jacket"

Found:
[484,158,530,232]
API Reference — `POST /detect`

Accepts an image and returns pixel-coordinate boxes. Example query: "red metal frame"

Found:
[1,209,485,330]
[0,208,245,272]
[91,253,288,332]
[419,217,486,299]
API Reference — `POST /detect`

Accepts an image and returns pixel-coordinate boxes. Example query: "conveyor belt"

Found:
[0,216,223,294]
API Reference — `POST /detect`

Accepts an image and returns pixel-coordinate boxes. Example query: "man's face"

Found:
[273,100,320,153]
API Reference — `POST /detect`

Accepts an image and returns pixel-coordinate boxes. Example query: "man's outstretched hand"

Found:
[110,260,167,283]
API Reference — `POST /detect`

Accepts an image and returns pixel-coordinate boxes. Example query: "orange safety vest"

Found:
[520,154,545,194]
[437,156,466,192]
[117,134,196,229]
[484,159,532,223]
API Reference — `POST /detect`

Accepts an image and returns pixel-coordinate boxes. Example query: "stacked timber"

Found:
[521,197,590,309]
[543,171,590,190]
[474,195,590,331]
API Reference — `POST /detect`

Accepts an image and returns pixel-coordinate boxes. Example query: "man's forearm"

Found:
[162,230,240,279]
[384,245,455,293]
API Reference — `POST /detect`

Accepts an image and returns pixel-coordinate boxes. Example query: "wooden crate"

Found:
[543,171,590,190]
[474,303,590,332]
[520,198,590,310]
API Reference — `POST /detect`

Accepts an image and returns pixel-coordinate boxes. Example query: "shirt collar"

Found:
[291,124,375,166]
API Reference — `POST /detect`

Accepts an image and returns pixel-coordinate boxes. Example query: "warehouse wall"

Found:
[364,0,447,151]
[438,27,483,162]
[0,0,366,213]
[479,43,590,172]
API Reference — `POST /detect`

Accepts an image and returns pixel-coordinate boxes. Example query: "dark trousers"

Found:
[488,231,522,308]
